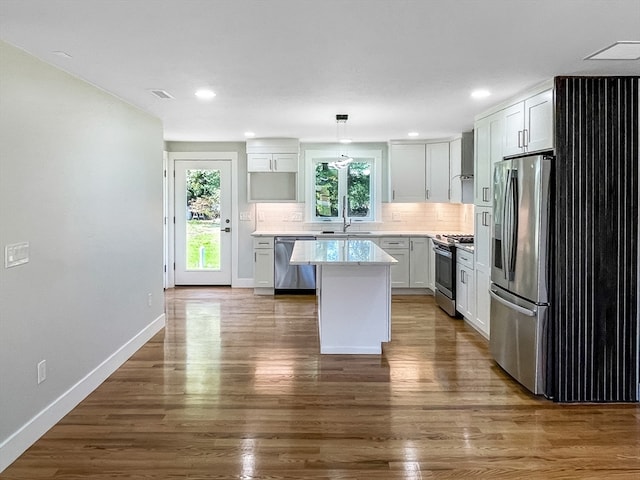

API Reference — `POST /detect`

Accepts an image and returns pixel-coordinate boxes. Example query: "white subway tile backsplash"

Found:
[255,202,475,233]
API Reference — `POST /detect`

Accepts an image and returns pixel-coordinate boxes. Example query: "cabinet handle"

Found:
[426,189,430,199]
[393,189,396,200]
[254,252,257,262]
[410,241,414,251]
[483,187,489,202]
[448,189,451,200]
[523,128,529,148]
[273,158,278,170]
[482,211,489,226]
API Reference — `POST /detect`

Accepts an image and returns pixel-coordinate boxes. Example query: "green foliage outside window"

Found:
[313,160,372,220]
[347,162,371,217]
[315,163,339,217]
[187,169,220,220]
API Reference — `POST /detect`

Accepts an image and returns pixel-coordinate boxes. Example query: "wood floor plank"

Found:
[2,288,639,479]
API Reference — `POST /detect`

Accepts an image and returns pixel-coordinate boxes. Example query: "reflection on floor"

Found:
[4,287,640,479]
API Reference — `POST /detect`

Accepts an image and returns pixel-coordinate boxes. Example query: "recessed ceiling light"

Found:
[244,131,255,138]
[585,41,640,60]
[471,89,491,99]
[408,132,420,137]
[195,89,216,100]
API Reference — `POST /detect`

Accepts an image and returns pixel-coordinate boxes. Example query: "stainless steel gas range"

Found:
[432,234,474,316]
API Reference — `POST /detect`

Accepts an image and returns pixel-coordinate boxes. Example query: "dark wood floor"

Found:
[3,288,639,479]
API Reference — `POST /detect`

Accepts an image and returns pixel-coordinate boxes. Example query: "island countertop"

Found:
[289,239,398,266]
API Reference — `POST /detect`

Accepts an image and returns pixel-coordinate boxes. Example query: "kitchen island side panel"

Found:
[552,76,639,402]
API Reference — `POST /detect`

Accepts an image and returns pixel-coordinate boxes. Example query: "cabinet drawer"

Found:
[456,249,474,269]
[253,237,274,249]
[380,237,409,249]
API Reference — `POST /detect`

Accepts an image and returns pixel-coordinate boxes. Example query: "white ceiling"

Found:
[1,0,638,142]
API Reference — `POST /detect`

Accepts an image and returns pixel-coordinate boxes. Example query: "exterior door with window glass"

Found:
[174,160,231,285]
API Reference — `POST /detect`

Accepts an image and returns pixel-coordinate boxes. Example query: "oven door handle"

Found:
[433,247,452,258]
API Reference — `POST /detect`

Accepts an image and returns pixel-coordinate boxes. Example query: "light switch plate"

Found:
[5,242,29,268]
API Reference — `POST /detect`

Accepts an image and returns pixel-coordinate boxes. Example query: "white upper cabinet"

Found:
[525,89,554,153]
[503,101,525,157]
[390,140,457,203]
[474,111,504,206]
[425,142,450,202]
[247,138,300,202]
[247,153,298,172]
[390,144,427,202]
[503,88,553,156]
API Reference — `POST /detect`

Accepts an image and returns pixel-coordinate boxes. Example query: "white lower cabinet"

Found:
[380,236,431,290]
[472,269,491,338]
[455,249,475,321]
[409,237,429,288]
[472,206,492,337]
[380,237,410,288]
[253,237,274,290]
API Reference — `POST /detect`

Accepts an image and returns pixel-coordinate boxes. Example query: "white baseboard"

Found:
[0,313,166,473]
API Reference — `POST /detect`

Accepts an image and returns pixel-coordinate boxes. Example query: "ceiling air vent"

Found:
[150,89,174,99]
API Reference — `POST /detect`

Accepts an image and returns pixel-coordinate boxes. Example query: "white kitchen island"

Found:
[290,239,397,354]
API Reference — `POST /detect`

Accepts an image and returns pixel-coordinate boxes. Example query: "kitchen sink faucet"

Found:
[342,195,351,232]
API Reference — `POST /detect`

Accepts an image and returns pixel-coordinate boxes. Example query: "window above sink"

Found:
[305,148,383,224]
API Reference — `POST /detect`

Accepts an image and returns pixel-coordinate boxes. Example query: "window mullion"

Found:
[338,168,348,217]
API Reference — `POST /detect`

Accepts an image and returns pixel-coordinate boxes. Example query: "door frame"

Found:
[167,151,238,288]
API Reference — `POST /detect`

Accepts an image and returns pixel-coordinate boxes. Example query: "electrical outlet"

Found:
[37,360,46,384]
[239,211,252,221]
[148,293,153,307]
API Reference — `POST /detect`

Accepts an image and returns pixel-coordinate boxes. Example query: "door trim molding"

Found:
[167,151,238,288]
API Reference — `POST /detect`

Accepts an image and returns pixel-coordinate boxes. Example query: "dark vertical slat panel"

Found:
[552,76,639,402]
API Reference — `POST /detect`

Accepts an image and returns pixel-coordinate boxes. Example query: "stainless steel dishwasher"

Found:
[274,236,316,294]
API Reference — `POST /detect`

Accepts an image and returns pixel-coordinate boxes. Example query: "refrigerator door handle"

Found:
[500,170,510,279]
[489,289,537,317]
[503,170,514,279]
[508,169,519,276]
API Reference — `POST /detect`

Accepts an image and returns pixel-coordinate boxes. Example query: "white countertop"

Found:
[252,230,471,238]
[289,239,398,266]
[456,244,475,253]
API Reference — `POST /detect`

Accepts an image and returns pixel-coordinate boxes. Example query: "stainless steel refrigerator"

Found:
[490,153,552,395]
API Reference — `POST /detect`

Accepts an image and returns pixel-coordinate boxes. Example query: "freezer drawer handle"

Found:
[489,289,536,317]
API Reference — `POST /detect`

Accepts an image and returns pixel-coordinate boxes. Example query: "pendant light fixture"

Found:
[331,114,353,169]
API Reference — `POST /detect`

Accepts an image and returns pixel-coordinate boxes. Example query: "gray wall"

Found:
[0,40,165,462]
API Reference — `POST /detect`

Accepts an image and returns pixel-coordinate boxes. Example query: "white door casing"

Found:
[174,159,232,285]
